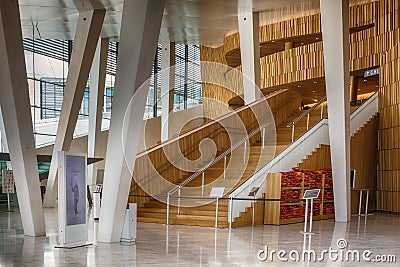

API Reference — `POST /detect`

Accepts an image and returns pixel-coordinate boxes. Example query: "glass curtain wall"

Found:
[9,39,202,149]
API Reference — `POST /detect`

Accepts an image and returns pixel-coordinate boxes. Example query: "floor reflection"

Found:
[0,204,399,266]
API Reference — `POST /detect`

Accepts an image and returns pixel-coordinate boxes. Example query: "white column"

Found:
[43,7,105,207]
[0,110,12,169]
[320,0,351,222]
[160,42,175,142]
[238,9,261,105]
[0,0,45,236]
[88,38,108,187]
[97,0,166,243]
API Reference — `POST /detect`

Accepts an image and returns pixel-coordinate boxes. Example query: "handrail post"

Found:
[244,139,247,163]
[178,186,181,215]
[306,113,310,131]
[229,197,233,229]
[291,124,295,142]
[262,126,265,148]
[215,197,219,228]
[320,102,324,119]
[166,193,170,225]
[224,156,227,180]
[202,172,205,196]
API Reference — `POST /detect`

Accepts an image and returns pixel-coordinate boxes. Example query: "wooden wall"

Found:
[297,115,379,213]
[201,0,400,213]
[129,89,294,206]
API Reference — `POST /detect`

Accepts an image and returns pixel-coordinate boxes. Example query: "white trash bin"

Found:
[120,203,137,243]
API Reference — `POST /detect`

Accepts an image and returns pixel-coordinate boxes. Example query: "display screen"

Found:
[65,155,86,226]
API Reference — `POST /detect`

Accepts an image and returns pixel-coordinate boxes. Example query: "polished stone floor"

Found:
[0,204,399,266]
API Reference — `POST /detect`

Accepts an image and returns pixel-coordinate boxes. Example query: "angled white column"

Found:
[43,7,105,207]
[0,0,45,236]
[0,109,7,152]
[238,9,261,104]
[97,0,166,243]
[0,110,12,169]
[88,38,108,187]
[161,42,175,142]
[320,0,351,222]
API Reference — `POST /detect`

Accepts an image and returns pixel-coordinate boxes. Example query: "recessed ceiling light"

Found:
[316,37,319,40]
[358,89,361,91]
[312,90,315,93]
[363,79,367,82]
[313,81,317,84]
[301,42,304,45]
[271,40,275,43]
[375,85,379,87]
[297,85,301,88]
[313,99,318,102]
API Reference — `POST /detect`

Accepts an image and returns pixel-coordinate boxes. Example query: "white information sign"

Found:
[303,189,320,200]
[57,151,89,248]
[210,187,225,198]
[2,170,14,194]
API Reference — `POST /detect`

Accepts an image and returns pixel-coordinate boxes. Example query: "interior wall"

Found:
[37,105,204,173]
[297,115,379,213]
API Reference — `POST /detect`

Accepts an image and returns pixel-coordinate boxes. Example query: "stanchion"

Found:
[300,189,320,235]
[352,189,374,217]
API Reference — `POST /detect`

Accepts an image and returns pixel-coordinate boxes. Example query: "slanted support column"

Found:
[97,0,166,243]
[0,110,12,169]
[43,6,105,207]
[88,38,108,187]
[320,0,351,222]
[0,0,45,236]
[161,42,175,142]
[238,9,261,104]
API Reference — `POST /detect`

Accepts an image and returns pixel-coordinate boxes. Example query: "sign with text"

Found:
[210,187,225,198]
[248,187,260,197]
[303,189,321,200]
[2,170,14,194]
[364,67,379,77]
[58,151,88,247]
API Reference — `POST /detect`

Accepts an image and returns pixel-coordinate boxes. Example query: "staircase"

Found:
[134,91,378,228]
[136,103,326,227]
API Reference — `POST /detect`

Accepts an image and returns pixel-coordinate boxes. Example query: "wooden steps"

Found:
[134,104,330,228]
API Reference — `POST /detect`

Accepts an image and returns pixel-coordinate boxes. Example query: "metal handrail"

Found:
[287,96,327,127]
[286,96,327,142]
[168,122,268,196]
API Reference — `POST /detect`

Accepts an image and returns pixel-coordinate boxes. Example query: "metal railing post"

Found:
[215,197,219,228]
[229,197,233,229]
[244,140,247,163]
[178,186,181,215]
[306,113,310,131]
[166,193,170,225]
[291,124,295,142]
[262,126,266,148]
[320,102,324,119]
[202,172,205,196]
[224,156,227,180]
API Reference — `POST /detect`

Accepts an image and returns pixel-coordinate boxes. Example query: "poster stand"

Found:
[2,170,14,212]
[300,189,320,235]
[56,151,92,249]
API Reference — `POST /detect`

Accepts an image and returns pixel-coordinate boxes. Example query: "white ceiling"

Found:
[19,0,367,46]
